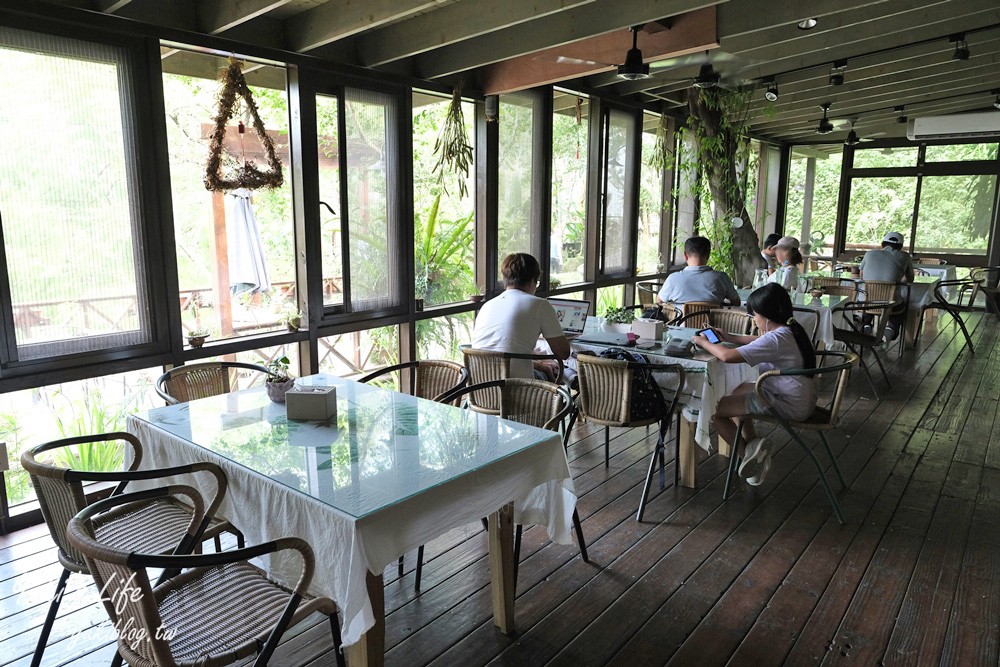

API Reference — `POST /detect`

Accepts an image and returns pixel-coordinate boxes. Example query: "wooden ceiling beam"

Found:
[411,0,725,80]
[478,7,717,95]
[196,0,293,35]
[288,0,449,52]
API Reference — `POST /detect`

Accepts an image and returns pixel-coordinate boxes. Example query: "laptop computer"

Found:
[548,298,591,339]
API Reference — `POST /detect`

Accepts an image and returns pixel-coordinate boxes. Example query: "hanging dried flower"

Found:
[204,58,284,192]
[648,111,674,175]
[432,87,473,199]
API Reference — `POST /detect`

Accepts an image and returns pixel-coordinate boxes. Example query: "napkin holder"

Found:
[631,318,664,340]
[285,386,337,421]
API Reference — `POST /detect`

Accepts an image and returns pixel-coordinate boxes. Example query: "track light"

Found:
[829,60,847,86]
[763,77,778,102]
[797,18,817,30]
[951,33,970,60]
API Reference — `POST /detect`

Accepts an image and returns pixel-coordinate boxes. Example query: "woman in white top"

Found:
[692,283,817,486]
[471,253,570,379]
[767,235,802,290]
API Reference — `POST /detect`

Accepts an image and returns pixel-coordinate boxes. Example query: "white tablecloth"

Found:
[125,378,575,647]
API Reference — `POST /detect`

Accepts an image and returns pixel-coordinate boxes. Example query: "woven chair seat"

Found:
[94,498,197,556]
[152,560,328,666]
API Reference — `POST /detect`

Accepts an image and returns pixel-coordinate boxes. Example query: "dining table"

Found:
[737,288,848,349]
[125,374,577,666]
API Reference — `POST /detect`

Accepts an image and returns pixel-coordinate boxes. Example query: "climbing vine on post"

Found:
[680,87,760,286]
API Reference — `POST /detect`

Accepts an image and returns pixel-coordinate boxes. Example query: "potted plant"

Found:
[281,309,302,332]
[265,355,296,402]
[186,329,209,348]
[549,277,562,290]
[601,306,636,334]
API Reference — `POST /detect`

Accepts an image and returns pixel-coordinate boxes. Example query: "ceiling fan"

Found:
[812,103,851,135]
[844,118,883,146]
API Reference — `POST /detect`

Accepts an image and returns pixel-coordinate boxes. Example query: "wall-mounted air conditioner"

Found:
[906,111,1000,140]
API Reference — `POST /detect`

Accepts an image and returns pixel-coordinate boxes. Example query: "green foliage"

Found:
[266,355,292,381]
[414,193,475,303]
[646,112,674,174]
[602,305,636,324]
[49,386,135,472]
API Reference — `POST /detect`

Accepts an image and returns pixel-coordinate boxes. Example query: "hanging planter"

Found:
[432,87,473,198]
[204,57,284,192]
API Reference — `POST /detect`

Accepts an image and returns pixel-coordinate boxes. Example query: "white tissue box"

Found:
[285,386,337,421]
[631,318,664,340]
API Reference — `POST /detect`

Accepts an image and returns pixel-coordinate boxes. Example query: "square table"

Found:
[572,322,755,489]
[125,374,576,666]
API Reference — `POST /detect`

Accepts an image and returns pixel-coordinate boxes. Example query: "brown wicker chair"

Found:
[821,284,859,301]
[67,485,344,667]
[575,354,685,521]
[810,276,855,291]
[970,267,1000,320]
[636,281,662,308]
[724,351,858,524]
[918,257,946,265]
[666,301,720,329]
[20,433,233,667]
[461,347,565,415]
[439,379,587,587]
[673,308,753,335]
[155,361,272,405]
[359,359,467,586]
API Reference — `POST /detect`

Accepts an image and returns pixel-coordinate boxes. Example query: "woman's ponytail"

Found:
[787,318,816,369]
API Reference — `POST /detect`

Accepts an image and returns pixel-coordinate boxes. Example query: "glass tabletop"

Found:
[133,374,558,519]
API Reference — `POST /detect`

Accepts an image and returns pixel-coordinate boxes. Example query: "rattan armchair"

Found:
[673,308,753,335]
[461,347,565,415]
[914,278,982,353]
[970,267,1000,320]
[636,281,663,308]
[67,485,344,667]
[155,361,272,405]
[439,378,588,587]
[810,276,855,290]
[20,433,233,667]
[574,354,685,521]
[665,301,720,329]
[833,300,894,398]
[723,351,857,524]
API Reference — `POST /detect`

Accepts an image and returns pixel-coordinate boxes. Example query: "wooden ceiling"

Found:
[38,0,1000,146]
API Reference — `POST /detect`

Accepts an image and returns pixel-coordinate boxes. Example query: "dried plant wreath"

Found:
[204,58,284,192]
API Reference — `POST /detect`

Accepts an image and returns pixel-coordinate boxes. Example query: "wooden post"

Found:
[488,502,516,634]
[210,191,234,337]
[678,416,698,488]
[345,571,385,667]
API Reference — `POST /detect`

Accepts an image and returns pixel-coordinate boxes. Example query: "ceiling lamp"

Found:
[617,27,650,80]
[764,77,778,102]
[951,33,970,60]
[817,102,834,134]
[829,60,847,86]
[693,62,720,89]
[797,18,817,30]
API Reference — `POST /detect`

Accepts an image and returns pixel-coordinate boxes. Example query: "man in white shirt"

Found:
[471,253,570,379]
[657,236,741,307]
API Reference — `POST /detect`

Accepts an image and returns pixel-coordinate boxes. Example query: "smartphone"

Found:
[696,327,722,344]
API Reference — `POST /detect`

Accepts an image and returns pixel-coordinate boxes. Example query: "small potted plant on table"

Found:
[601,306,636,334]
[265,356,296,402]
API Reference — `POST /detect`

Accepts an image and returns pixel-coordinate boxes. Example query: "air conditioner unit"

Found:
[907,111,1000,140]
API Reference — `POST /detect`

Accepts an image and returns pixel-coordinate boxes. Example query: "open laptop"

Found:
[548,298,591,339]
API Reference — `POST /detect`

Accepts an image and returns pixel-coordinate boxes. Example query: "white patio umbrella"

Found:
[225,188,271,295]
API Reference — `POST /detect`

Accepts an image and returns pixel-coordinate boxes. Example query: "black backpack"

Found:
[598,347,667,421]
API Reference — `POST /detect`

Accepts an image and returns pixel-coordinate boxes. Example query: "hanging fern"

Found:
[433,87,474,199]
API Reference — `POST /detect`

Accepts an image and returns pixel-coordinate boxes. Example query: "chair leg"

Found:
[870,347,891,388]
[637,437,665,522]
[214,534,222,552]
[31,568,71,667]
[657,420,669,490]
[947,309,975,353]
[604,426,610,467]
[674,413,681,488]
[110,652,124,667]
[572,509,589,563]
[562,407,578,449]
[232,525,246,549]
[781,424,845,525]
[513,524,523,589]
[856,353,880,399]
[415,545,425,592]
[722,418,745,501]
[819,432,846,490]
[330,612,345,667]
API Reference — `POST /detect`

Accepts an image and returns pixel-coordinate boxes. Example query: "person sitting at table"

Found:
[859,230,914,341]
[766,236,802,290]
[761,233,782,274]
[471,252,570,380]
[656,236,741,313]
[691,283,817,486]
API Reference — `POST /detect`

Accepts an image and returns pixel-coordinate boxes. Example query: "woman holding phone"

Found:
[691,283,817,485]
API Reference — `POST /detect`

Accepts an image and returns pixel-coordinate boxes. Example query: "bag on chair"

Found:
[598,347,665,421]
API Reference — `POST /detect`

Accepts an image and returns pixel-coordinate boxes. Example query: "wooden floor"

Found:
[3,312,1000,666]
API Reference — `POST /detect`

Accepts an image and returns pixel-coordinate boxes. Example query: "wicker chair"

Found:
[20,433,233,667]
[636,281,663,308]
[461,347,565,415]
[439,379,588,587]
[359,359,467,586]
[811,276,855,291]
[67,486,344,667]
[723,351,858,524]
[574,354,685,521]
[971,267,1000,320]
[918,257,946,265]
[914,278,982,354]
[862,280,909,354]
[673,308,753,335]
[665,300,720,328]
[833,301,895,398]
[821,284,859,302]
[155,361,272,405]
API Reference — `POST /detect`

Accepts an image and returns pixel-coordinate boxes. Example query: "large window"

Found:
[497,93,537,278]
[317,93,344,307]
[638,112,667,275]
[318,326,399,379]
[417,312,474,363]
[0,27,155,363]
[163,51,295,343]
[599,107,637,276]
[845,176,917,255]
[785,148,843,264]
[915,175,994,256]
[551,91,589,287]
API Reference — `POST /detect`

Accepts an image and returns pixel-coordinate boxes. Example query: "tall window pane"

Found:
[162,51,294,343]
[413,91,476,306]
[915,175,994,256]
[498,93,535,277]
[0,28,152,360]
[551,91,588,286]
[317,94,344,306]
[602,109,635,275]
[785,148,843,266]
[344,88,400,310]
[638,113,665,275]
[845,177,917,255]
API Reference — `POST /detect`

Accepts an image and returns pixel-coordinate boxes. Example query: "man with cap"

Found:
[859,231,914,341]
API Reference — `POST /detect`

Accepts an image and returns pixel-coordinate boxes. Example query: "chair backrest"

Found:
[156,361,271,405]
[861,280,899,323]
[359,360,467,403]
[707,308,753,335]
[575,354,684,428]
[919,257,946,265]
[461,348,511,414]
[636,281,662,308]
[811,276,851,290]
[20,433,143,572]
[675,301,719,329]
[822,284,858,301]
[440,379,570,430]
